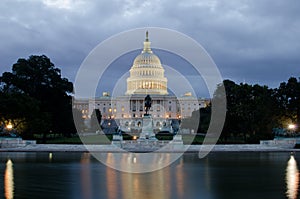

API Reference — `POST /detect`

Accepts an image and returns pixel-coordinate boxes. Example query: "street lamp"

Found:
[6,123,13,130]
[288,124,297,135]
[288,124,296,130]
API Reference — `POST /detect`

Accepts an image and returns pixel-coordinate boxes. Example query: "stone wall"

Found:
[0,138,36,148]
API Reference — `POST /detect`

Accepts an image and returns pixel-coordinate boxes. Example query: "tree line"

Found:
[1,54,299,144]
[183,78,300,143]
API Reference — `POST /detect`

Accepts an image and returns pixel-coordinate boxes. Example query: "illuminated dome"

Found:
[132,53,162,68]
[126,31,168,95]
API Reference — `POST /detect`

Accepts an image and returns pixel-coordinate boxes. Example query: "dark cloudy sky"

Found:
[1,0,300,97]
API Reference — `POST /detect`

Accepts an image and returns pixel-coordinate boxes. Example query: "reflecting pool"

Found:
[0,152,298,199]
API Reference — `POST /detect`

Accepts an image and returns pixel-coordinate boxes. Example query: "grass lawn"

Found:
[40,134,112,145]
[36,134,245,145]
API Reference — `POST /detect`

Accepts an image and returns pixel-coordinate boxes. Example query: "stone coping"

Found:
[0,144,299,153]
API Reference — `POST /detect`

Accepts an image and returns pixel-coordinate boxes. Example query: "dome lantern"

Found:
[126,32,168,95]
[142,31,152,54]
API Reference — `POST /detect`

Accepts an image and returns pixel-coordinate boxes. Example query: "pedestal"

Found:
[111,135,123,147]
[139,114,157,140]
[170,134,184,150]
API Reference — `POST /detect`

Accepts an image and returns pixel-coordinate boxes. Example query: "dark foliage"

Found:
[0,55,79,140]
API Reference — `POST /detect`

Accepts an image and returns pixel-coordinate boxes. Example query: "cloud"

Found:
[0,0,299,93]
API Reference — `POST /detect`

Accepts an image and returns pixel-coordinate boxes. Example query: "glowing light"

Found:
[6,124,13,130]
[4,159,14,199]
[286,155,299,199]
[49,153,53,161]
[288,124,296,130]
[133,136,137,140]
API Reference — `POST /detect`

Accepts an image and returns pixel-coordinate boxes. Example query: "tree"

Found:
[0,91,40,134]
[275,77,300,129]
[180,105,211,134]
[90,109,102,132]
[180,110,200,133]
[72,108,85,133]
[215,80,277,143]
[216,80,240,140]
[0,55,74,140]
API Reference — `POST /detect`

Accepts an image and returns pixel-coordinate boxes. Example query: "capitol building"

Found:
[74,32,209,132]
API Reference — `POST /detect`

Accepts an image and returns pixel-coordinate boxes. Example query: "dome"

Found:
[132,53,163,69]
[126,31,168,95]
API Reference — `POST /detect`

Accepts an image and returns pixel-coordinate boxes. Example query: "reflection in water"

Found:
[105,153,175,199]
[96,152,183,173]
[106,165,118,199]
[4,159,14,199]
[1,152,296,199]
[80,153,91,199]
[286,155,299,199]
[175,158,184,198]
[49,152,53,162]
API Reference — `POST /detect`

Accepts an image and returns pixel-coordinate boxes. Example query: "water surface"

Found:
[0,152,298,199]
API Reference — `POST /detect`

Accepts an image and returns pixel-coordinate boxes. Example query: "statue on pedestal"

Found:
[144,95,152,115]
[138,94,156,140]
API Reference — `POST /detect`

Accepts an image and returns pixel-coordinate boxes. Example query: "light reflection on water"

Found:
[80,153,91,199]
[1,152,297,199]
[4,159,14,199]
[105,153,173,199]
[286,155,299,199]
[96,152,182,173]
[175,158,184,198]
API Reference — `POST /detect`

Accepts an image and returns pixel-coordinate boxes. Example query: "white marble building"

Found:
[73,32,210,130]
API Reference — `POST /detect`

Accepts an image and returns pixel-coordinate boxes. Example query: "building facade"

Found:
[73,32,210,131]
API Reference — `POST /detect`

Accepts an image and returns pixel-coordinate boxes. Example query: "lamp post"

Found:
[288,124,296,135]
[288,124,296,130]
[6,123,13,130]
